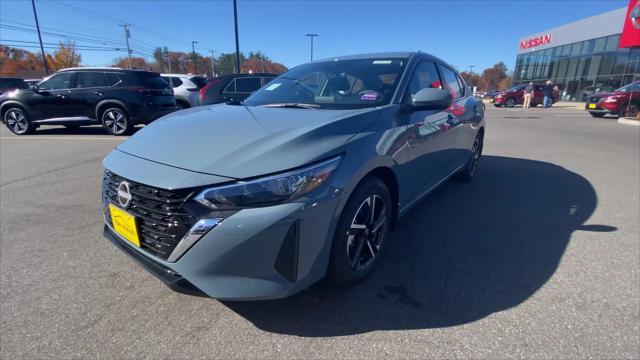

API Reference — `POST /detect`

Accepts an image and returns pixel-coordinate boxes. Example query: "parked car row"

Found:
[489,84,559,108]
[1,69,277,135]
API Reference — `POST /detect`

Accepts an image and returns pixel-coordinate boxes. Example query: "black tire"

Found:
[3,107,35,135]
[619,103,639,118]
[505,97,516,108]
[457,131,484,182]
[589,112,605,118]
[328,177,392,285]
[176,100,190,110]
[100,107,133,135]
[493,104,502,108]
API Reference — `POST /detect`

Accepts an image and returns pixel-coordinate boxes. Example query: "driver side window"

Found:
[406,61,442,101]
[39,72,74,90]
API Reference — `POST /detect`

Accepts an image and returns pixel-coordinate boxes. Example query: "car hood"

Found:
[116,104,381,179]
[592,92,624,98]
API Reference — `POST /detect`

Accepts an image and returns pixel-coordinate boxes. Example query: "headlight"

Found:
[194,156,341,209]
[603,96,622,103]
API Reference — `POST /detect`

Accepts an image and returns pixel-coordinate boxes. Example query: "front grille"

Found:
[103,171,196,260]
[589,96,600,103]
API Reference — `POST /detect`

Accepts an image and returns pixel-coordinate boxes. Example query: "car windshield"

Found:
[615,82,640,92]
[243,58,407,109]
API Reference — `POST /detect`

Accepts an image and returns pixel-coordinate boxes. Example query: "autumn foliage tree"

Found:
[45,42,81,71]
[0,45,45,76]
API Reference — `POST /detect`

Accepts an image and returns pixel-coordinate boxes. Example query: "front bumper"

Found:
[585,103,619,114]
[103,183,343,301]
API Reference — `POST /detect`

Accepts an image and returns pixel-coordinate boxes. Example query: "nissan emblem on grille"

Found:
[117,181,132,209]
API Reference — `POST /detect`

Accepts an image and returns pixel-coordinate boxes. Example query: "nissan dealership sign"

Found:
[519,34,552,50]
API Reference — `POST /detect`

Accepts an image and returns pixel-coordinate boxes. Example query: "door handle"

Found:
[56,94,68,99]
[93,91,103,96]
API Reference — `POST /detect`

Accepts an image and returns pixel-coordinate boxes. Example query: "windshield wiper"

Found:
[260,103,320,109]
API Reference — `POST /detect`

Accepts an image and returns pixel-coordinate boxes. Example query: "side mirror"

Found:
[30,84,40,92]
[407,88,452,112]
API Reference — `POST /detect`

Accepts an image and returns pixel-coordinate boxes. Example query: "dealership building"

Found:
[513,5,640,102]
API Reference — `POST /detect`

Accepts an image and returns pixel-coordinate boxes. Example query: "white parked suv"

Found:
[161,74,208,108]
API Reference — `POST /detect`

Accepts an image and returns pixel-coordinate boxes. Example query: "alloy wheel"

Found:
[5,109,29,135]
[346,194,387,271]
[469,135,483,176]
[506,98,516,108]
[102,109,127,135]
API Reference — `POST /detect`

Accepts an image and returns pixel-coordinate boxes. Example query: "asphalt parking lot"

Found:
[1,106,639,359]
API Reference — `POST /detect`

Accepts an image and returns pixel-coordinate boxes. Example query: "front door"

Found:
[29,72,75,120]
[68,71,115,119]
[397,60,459,202]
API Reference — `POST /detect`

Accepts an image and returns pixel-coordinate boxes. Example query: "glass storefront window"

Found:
[604,35,620,52]
[567,58,579,79]
[570,43,581,56]
[593,37,606,53]
[586,55,602,80]
[599,55,615,75]
[561,44,572,56]
[581,40,594,55]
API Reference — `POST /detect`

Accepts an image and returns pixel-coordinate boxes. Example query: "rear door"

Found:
[68,71,119,119]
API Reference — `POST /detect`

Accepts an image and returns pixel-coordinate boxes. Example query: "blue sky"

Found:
[0,0,628,73]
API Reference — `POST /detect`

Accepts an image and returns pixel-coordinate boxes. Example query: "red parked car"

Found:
[585,81,640,118]
[491,84,559,108]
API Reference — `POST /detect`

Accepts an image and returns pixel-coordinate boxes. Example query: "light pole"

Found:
[233,0,241,74]
[191,41,199,74]
[468,65,475,73]
[306,33,318,61]
[209,50,216,77]
[120,24,132,69]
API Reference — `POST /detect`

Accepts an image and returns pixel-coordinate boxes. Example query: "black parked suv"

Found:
[0,67,177,135]
[199,73,276,105]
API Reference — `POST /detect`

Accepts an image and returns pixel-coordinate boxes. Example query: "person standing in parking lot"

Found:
[523,82,534,109]
[543,80,553,108]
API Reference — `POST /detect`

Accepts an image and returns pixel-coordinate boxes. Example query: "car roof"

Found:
[312,51,454,70]
[161,73,203,78]
[58,67,155,74]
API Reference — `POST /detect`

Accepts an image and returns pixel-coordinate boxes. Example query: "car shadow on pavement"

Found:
[224,155,611,336]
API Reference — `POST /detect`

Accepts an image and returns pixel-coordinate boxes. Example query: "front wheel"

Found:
[505,98,516,108]
[328,177,392,285]
[101,107,133,135]
[457,132,484,182]
[3,107,35,135]
[619,103,639,118]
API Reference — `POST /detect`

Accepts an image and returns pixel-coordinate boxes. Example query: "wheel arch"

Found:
[0,101,28,120]
[95,99,128,120]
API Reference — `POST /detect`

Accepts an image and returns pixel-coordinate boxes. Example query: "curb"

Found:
[617,118,640,126]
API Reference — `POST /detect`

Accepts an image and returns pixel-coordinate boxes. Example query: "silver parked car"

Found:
[103,52,486,300]
[161,73,208,108]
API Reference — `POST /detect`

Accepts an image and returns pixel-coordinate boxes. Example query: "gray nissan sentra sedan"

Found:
[102,52,485,300]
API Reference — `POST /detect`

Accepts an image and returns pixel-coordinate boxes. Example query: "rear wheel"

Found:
[101,107,132,135]
[328,177,392,285]
[3,107,35,135]
[457,132,484,182]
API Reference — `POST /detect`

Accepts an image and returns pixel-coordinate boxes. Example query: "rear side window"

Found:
[223,79,236,93]
[439,65,463,98]
[104,73,120,86]
[75,72,107,88]
[190,76,208,88]
[170,77,183,88]
[39,72,74,90]
[235,77,261,93]
[138,74,169,89]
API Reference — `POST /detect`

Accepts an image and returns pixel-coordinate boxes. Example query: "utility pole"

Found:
[191,40,198,74]
[306,34,318,61]
[233,0,241,74]
[209,50,216,77]
[30,0,48,75]
[165,48,172,73]
[468,65,475,73]
[120,24,132,69]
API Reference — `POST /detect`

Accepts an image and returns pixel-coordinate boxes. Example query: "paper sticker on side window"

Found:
[265,83,281,91]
